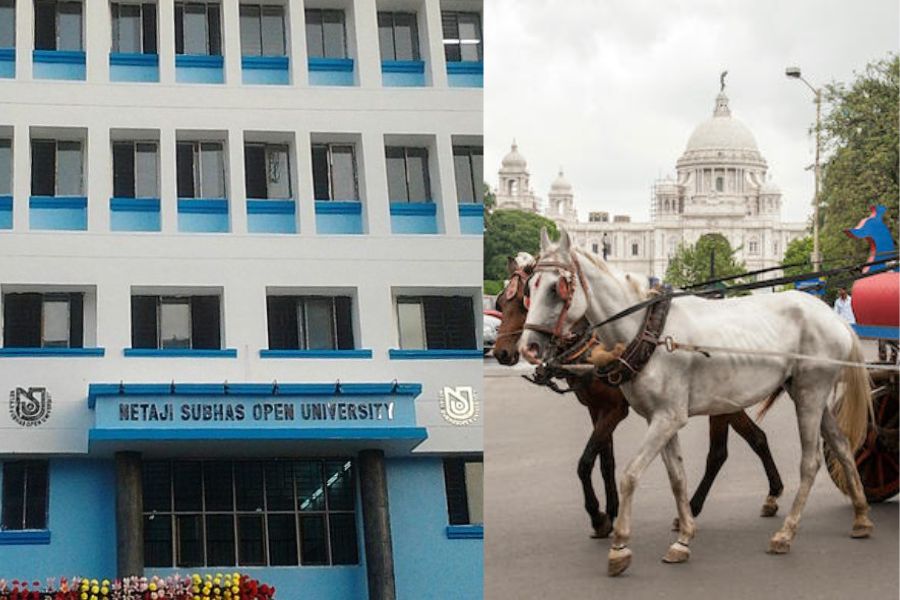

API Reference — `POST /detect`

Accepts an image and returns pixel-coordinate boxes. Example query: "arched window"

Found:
[631,241,639,256]
[715,177,724,192]
[509,180,518,195]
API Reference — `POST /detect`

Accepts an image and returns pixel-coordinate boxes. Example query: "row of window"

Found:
[2,291,478,352]
[589,236,775,258]
[0,456,483,569]
[0,137,484,205]
[0,1,482,63]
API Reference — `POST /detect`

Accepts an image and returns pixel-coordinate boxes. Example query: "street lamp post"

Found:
[786,66,823,271]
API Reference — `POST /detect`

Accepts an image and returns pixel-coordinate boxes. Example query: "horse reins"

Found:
[521,254,589,342]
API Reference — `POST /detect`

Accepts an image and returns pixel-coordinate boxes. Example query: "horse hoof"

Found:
[671,517,680,531]
[851,519,873,539]
[767,536,791,554]
[591,515,613,538]
[760,498,779,518]
[608,547,632,577]
[662,542,691,564]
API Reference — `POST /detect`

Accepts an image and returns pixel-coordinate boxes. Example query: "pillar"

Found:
[358,449,396,600]
[115,451,144,578]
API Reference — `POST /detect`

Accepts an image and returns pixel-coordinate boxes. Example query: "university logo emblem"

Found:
[439,386,479,426]
[9,387,52,427]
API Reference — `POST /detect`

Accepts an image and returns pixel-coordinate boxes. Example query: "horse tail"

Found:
[832,331,873,453]
[754,387,783,422]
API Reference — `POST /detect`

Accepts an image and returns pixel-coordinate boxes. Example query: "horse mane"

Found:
[572,247,651,301]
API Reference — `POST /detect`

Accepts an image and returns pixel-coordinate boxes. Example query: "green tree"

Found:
[484,209,559,281]
[819,55,899,267]
[665,233,746,287]
[781,236,813,277]
[483,184,495,212]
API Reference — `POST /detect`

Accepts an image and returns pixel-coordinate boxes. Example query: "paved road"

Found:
[483,362,899,600]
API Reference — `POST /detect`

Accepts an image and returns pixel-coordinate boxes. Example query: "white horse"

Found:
[518,228,873,577]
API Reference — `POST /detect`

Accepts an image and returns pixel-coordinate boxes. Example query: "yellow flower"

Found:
[193,575,202,584]
[91,586,100,594]
[149,582,158,592]
[80,593,87,600]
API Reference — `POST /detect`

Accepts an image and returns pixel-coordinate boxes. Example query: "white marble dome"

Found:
[685,93,758,152]
[500,141,527,172]
[550,170,572,193]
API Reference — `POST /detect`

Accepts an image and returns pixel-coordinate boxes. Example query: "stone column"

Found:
[115,451,144,578]
[358,449,396,600]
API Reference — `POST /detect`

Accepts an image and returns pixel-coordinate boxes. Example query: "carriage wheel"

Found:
[825,370,899,502]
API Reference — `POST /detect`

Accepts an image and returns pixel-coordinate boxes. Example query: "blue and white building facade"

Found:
[0,0,483,597]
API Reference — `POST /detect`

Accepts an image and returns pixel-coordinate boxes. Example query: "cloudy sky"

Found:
[484,0,898,223]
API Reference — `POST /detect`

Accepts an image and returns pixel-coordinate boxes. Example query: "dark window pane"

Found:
[131,295,159,349]
[393,13,418,61]
[0,139,11,196]
[144,514,173,567]
[234,461,264,511]
[329,513,359,564]
[0,0,15,48]
[113,141,135,198]
[203,461,233,511]
[206,514,235,566]
[68,292,83,349]
[385,147,407,202]
[23,462,48,529]
[331,146,357,200]
[406,148,429,202]
[57,1,82,51]
[207,4,221,55]
[267,513,298,566]
[31,139,55,197]
[244,144,267,199]
[377,13,393,61]
[34,0,56,50]
[239,4,260,56]
[311,145,330,200]
[471,148,483,202]
[299,514,327,565]
[453,148,474,203]
[176,142,195,198]
[443,458,469,524]
[190,295,220,350]
[174,3,184,53]
[304,9,323,58]
[324,460,354,511]
[176,514,204,567]
[142,3,157,54]
[267,295,299,350]
[265,462,294,511]
[424,296,475,350]
[321,10,344,59]
[441,12,460,62]
[334,296,354,350]
[142,461,171,512]
[1,462,25,529]
[3,293,42,348]
[260,5,284,56]
[237,514,265,566]
[173,461,202,511]
[295,461,325,512]
[304,297,335,350]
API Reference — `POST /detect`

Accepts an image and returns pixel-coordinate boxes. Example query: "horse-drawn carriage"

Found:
[824,205,899,502]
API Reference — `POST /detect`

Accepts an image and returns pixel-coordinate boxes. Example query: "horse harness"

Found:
[523,252,673,388]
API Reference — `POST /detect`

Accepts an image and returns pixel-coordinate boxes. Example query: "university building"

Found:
[0,1,483,598]
[496,85,807,279]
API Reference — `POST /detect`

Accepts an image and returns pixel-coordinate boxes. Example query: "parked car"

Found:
[483,308,502,355]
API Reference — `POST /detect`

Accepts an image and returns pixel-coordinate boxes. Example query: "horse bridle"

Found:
[496,266,532,312]
[522,253,588,342]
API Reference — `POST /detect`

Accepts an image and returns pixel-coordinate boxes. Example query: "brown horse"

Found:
[493,254,784,537]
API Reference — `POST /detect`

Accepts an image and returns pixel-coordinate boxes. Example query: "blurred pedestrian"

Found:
[833,287,856,324]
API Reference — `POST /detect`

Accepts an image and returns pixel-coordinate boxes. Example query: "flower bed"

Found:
[0,574,275,600]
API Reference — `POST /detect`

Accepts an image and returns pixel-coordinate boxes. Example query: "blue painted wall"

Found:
[30,196,88,231]
[447,62,483,88]
[110,198,161,232]
[458,204,483,235]
[315,202,363,234]
[308,58,355,86]
[33,50,86,80]
[0,49,14,78]
[175,56,225,84]
[387,458,483,600]
[381,61,426,87]
[178,199,229,233]
[247,200,296,234]
[390,203,438,234]
[0,459,116,578]
[0,195,11,229]
[242,56,290,85]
